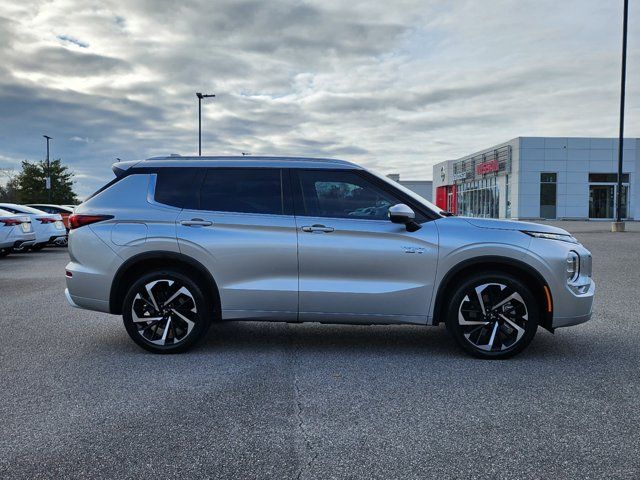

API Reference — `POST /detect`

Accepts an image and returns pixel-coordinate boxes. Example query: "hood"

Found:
[462,217,570,235]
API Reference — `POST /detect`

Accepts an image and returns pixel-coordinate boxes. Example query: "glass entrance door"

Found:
[589,184,628,219]
[589,185,614,218]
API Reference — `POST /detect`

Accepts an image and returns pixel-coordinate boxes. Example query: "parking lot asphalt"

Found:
[1,223,639,479]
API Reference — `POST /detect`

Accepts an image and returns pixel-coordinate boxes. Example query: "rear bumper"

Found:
[2,232,36,249]
[15,239,36,249]
[48,234,68,243]
[65,288,80,308]
[65,287,111,312]
[32,234,68,248]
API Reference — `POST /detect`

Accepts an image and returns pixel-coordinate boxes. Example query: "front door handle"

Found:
[180,218,213,227]
[301,224,334,233]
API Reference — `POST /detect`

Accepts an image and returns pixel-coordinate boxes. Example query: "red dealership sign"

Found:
[476,159,499,175]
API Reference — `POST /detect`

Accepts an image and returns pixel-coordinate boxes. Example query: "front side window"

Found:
[296,170,401,220]
[200,168,285,215]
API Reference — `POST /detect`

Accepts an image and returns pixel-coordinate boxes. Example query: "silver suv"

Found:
[65,156,595,358]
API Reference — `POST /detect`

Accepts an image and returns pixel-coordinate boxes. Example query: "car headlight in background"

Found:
[523,231,578,243]
[566,251,580,282]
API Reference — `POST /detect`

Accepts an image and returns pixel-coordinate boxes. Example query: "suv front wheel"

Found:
[122,269,213,353]
[446,272,539,359]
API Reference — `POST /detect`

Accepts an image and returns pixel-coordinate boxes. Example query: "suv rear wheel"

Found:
[446,272,539,359]
[122,269,213,353]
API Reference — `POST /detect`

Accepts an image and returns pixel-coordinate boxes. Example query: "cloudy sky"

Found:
[0,0,638,198]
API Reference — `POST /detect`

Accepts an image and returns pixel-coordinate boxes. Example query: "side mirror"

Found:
[388,204,421,232]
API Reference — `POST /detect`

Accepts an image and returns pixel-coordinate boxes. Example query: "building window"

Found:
[456,177,499,218]
[540,173,557,219]
[588,173,630,183]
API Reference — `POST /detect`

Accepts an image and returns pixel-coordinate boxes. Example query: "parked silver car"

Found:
[0,208,35,256]
[65,156,595,358]
[0,203,67,250]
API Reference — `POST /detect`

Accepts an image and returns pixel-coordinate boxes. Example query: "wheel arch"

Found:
[109,251,221,316]
[431,255,554,332]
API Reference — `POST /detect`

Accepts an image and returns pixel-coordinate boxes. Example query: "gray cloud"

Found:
[14,46,131,76]
[0,0,637,197]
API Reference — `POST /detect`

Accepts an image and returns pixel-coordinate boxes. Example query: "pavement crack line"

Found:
[290,328,317,480]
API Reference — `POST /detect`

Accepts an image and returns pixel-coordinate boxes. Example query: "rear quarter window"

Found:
[154,169,201,209]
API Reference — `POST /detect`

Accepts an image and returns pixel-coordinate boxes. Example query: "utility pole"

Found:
[43,135,52,202]
[196,92,215,156]
[612,0,628,232]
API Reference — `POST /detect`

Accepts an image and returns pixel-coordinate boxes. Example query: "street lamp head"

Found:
[196,92,203,99]
[43,135,52,140]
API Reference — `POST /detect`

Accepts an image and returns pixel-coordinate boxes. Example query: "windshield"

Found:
[368,170,442,216]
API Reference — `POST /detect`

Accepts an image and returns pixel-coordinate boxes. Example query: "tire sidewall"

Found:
[446,271,539,359]
[122,269,212,354]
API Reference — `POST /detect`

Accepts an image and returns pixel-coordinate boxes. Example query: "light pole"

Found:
[196,92,215,156]
[613,0,629,232]
[43,135,52,202]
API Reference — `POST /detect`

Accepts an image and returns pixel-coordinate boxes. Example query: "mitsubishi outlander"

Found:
[65,156,595,359]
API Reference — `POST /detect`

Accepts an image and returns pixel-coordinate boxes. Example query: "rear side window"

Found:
[155,169,201,209]
[200,168,285,215]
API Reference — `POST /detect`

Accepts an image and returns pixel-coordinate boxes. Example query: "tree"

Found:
[0,168,19,202]
[14,159,78,204]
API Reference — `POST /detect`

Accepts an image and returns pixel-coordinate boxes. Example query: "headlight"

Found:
[523,231,578,243]
[566,251,580,282]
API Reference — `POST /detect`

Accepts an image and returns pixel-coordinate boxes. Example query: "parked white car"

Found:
[0,203,67,251]
[0,208,35,257]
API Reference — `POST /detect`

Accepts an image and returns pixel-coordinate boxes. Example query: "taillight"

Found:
[68,214,114,230]
[1,218,21,226]
[38,217,57,224]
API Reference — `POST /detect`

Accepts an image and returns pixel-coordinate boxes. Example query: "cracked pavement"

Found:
[1,223,639,479]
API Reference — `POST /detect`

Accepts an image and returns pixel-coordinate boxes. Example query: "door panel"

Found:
[176,211,298,320]
[296,217,438,324]
[292,168,438,324]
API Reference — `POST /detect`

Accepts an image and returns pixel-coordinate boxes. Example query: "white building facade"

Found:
[387,174,433,202]
[433,137,639,220]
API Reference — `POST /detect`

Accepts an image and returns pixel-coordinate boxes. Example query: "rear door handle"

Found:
[301,224,334,233]
[180,218,213,227]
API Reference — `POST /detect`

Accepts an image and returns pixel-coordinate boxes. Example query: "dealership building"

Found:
[432,137,639,220]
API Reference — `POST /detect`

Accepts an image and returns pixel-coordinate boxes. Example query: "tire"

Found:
[122,269,214,354]
[445,271,539,359]
[30,243,46,251]
[0,248,10,258]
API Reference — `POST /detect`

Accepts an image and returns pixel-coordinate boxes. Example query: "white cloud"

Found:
[0,0,638,197]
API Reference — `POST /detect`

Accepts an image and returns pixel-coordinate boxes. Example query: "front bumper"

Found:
[551,279,596,328]
[526,236,595,329]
